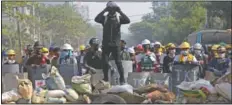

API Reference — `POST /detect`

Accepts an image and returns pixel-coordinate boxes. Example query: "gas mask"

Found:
[181,50,188,56]
[194,50,201,55]
[218,53,226,58]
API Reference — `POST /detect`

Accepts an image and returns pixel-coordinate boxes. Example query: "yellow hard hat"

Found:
[7,49,16,55]
[225,44,232,49]
[40,47,49,53]
[166,43,176,49]
[179,42,190,49]
[211,44,220,51]
[79,45,86,51]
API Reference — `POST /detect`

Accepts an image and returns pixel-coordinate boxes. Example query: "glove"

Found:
[115,6,121,12]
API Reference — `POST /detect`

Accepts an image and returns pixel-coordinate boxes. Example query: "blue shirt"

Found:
[208,58,231,77]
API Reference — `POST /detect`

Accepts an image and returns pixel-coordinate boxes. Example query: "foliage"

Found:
[129,1,207,45]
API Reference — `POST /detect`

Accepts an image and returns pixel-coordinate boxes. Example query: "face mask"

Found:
[194,50,201,55]
[181,51,188,56]
[60,51,69,58]
[219,53,226,58]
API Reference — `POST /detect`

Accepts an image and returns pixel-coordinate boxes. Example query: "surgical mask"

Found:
[194,50,201,55]
[60,51,69,58]
[219,53,226,58]
[181,51,188,56]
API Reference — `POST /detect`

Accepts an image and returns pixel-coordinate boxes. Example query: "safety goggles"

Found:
[42,51,49,53]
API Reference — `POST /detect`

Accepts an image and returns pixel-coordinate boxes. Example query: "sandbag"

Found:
[91,94,126,104]
[134,84,168,94]
[2,89,21,103]
[64,88,79,102]
[43,66,66,90]
[112,92,147,104]
[146,90,175,103]
[46,97,66,103]
[94,80,111,91]
[71,74,92,94]
[107,84,133,94]
[31,88,47,103]
[17,77,33,100]
[47,90,65,98]
[215,82,231,101]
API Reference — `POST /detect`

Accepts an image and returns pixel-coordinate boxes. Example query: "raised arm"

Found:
[94,8,107,24]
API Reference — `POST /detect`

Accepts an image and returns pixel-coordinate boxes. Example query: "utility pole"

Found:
[15,7,22,62]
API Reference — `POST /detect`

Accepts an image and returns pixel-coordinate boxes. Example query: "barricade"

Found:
[58,64,78,86]
[27,65,51,88]
[171,64,200,95]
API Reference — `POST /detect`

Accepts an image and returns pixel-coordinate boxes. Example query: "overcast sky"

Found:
[44,2,152,33]
[81,2,153,33]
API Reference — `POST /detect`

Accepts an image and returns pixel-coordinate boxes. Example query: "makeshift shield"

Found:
[2,73,25,92]
[58,64,78,85]
[149,73,171,90]
[171,64,200,95]
[127,72,150,88]
[2,64,20,76]
[109,60,133,82]
[27,64,51,88]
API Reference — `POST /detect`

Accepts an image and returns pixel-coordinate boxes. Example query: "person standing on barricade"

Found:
[136,39,158,72]
[94,1,130,85]
[4,49,18,64]
[58,43,77,65]
[163,43,176,73]
[205,46,231,80]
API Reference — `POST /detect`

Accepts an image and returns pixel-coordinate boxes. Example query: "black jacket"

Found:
[95,10,130,47]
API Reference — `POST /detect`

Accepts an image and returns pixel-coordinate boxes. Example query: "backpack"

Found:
[104,14,120,25]
[140,54,155,71]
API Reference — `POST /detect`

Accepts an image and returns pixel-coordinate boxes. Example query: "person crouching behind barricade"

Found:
[174,42,198,65]
[136,39,159,73]
[163,43,176,73]
[205,46,231,80]
[4,49,18,64]
[153,41,164,72]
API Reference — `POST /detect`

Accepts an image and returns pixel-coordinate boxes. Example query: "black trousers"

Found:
[102,46,125,83]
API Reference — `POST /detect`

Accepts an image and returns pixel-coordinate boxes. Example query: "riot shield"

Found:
[2,64,20,75]
[2,73,25,92]
[27,64,51,88]
[127,72,150,88]
[109,60,133,82]
[58,64,78,85]
[171,64,200,95]
[149,73,172,91]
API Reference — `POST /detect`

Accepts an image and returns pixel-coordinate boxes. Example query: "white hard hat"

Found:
[62,43,73,51]
[193,43,202,50]
[154,41,162,46]
[141,39,151,45]
[128,47,135,54]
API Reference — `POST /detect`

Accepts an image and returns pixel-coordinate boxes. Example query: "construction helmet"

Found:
[193,43,202,50]
[7,49,16,55]
[79,45,86,51]
[62,43,73,51]
[179,42,190,49]
[211,44,220,51]
[225,44,232,49]
[154,41,162,46]
[141,39,151,45]
[128,47,135,54]
[40,47,49,53]
[217,46,227,53]
[166,43,176,49]
[136,44,143,51]
[89,38,100,46]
